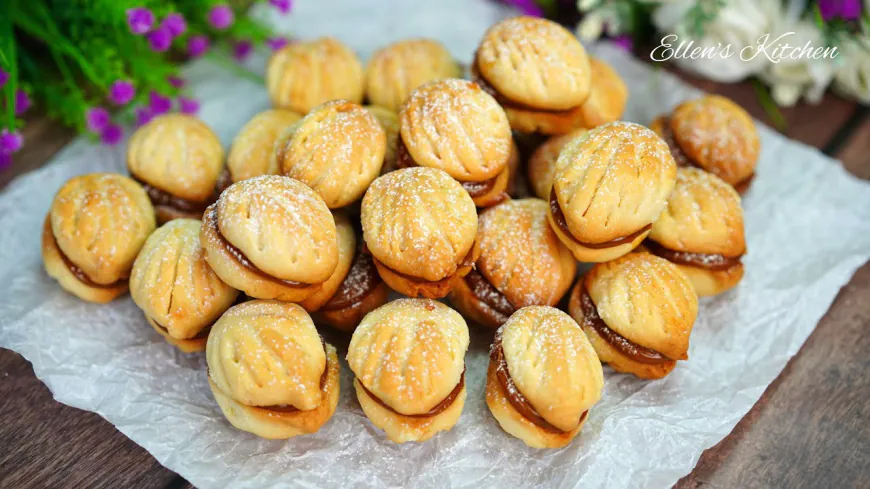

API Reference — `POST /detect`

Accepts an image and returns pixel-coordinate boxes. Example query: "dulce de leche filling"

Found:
[367,243,476,287]
[396,135,503,200]
[577,287,671,365]
[549,189,651,249]
[659,116,754,193]
[321,247,382,312]
[491,334,587,433]
[134,169,232,216]
[357,368,466,418]
[46,217,128,289]
[150,318,214,340]
[645,240,743,272]
[463,268,515,320]
[204,206,310,289]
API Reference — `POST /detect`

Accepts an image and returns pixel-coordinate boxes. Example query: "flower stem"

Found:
[752,79,787,132]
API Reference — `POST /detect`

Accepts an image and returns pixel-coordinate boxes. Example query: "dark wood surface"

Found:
[1,82,868,489]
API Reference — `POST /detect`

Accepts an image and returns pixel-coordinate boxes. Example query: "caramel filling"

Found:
[134,169,232,216]
[645,240,743,272]
[396,136,503,199]
[204,206,310,289]
[321,247,382,312]
[150,319,213,340]
[491,334,587,433]
[549,189,651,249]
[577,288,671,365]
[463,268,515,319]
[47,218,127,289]
[470,55,582,114]
[366,243,476,286]
[659,116,754,194]
[357,368,465,418]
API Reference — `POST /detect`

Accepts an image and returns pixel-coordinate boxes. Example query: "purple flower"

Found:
[819,0,863,20]
[266,37,289,51]
[15,90,31,115]
[162,13,187,37]
[269,0,292,14]
[233,40,253,61]
[149,91,173,115]
[0,129,24,154]
[0,70,8,89]
[135,106,154,127]
[505,0,543,16]
[178,97,200,114]
[611,35,633,52]
[85,107,111,133]
[108,80,135,105]
[100,124,123,146]
[187,35,210,57]
[0,152,11,170]
[207,5,234,30]
[167,76,185,88]
[126,7,155,35]
[146,25,173,52]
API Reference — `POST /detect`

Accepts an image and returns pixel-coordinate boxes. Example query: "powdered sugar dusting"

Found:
[347,299,469,412]
[216,175,338,282]
[361,167,477,280]
[587,253,698,356]
[499,306,603,429]
[400,78,511,181]
[477,199,573,307]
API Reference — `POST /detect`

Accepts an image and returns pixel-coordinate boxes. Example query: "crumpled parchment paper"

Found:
[2,1,870,488]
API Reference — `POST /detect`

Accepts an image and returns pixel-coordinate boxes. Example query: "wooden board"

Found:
[0,351,179,489]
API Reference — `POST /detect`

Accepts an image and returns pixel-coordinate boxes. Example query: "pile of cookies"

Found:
[40,16,758,449]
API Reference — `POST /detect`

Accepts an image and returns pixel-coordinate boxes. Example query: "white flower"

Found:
[833,37,870,104]
[577,0,600,12]
[575,4,625,40]
[577,12,604,41]
[652,0,786,83]
[758,20,835,106]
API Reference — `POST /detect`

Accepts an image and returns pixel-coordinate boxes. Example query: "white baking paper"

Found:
[2,1,870,488]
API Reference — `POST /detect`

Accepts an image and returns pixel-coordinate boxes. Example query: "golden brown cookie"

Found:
[347,299,469,443]
[299,213,389,332]
[476,17,591,110]
[207,300,340,439]
[548,122,677,262]
[654,95,759,192]
[361,167,478,299]
[527,128,588,200]
[279,100,386,208]
[576,58,628,129]
[130,219,238,352]
[646,167,745,296]
[365,38,461,112]
[486,306,603,448]
[568,252,698,379]
[42,173,156,303]
[398,78,512,207]
[227,109,302,183]
[127,114,225,223]
[201,175,338,302]
[450,199,575,328]
[266,37,364,113]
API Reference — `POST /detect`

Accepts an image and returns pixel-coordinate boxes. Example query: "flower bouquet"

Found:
[506,0,870,110]
[0,0,293,168]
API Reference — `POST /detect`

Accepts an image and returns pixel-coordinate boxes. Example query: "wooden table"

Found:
[1,78,868,489]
